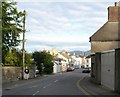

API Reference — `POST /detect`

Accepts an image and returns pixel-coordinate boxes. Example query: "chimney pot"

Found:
[115,2,117,6]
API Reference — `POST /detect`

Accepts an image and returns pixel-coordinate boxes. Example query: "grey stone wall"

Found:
[2,67,22,83]
[2,65,36,83]
[29,64,36,79]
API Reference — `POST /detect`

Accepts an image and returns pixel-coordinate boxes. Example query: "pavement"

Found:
[78,74,120,97]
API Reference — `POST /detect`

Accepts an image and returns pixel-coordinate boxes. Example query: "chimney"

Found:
[108,2,120,22]
[115,2,117,6]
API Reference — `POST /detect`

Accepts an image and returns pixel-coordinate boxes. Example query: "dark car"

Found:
[82,68,91,73]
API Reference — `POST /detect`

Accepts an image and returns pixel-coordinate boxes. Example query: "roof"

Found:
[86,55,91,58]
[62,53,71,59]
[90,22,119,42]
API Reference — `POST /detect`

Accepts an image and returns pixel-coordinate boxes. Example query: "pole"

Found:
[22,10,26,80]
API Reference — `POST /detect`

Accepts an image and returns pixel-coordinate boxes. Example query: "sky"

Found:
[16,1,116,52]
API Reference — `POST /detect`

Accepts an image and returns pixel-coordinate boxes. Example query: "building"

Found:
[90,2,120,54]
[53,61,60,73]
[89,2,120,93]
[85,55,91,68]
[70,54,84,68]
[51,48,69,72]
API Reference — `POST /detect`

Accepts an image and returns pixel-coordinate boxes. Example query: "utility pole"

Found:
[22,10,26,80]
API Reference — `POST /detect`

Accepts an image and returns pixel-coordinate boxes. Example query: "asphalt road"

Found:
[3,69,90,96]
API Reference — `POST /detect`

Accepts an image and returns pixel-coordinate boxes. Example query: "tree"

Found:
[32,51,54,75]
[24,52,32,67]
[5,48,18,66]
[4,48,32,67]
[2,1,25,64]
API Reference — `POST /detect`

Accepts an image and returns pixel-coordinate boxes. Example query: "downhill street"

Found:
[3,69,88,96]
[2,69,119,96]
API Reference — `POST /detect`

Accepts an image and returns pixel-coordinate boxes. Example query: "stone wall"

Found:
[2,65,36,83]
[2,67,22,83]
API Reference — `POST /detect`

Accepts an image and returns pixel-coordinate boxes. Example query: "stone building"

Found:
[90,2,120,54]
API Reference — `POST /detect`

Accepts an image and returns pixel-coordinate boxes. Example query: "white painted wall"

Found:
[61,61,67,72]
[71,55,82,68]
[101,50,115,90]
[53,61,60,73]
[85,58,91,68]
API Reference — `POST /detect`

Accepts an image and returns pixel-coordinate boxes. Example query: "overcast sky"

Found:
[16,1,115,52]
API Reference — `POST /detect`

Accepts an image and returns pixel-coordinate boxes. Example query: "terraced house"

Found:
[90,2,120,54]
[89,2,120,93]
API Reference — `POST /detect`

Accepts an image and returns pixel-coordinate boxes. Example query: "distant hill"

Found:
[69,50,91,56]
[69,51,84,55]
[84,50,91,56]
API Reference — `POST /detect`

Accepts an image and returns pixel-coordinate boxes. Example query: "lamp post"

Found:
[22,10,26,80]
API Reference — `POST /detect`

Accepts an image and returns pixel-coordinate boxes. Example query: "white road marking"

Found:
[33,91,39,96]
[54,80,58,82]
[29,85,38,88]
[14,84,18,87]
[43,83,52,88]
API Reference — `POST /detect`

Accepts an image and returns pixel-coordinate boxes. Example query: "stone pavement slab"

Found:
[79,74,120,96]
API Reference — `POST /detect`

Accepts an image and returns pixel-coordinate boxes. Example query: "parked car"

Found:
[82,68,91,73]
[35,69,39,74]
[75,65,79,69]
[67,67,73,72]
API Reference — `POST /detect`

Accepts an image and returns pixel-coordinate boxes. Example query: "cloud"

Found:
[17,2,113,52]
[16,0,117,2]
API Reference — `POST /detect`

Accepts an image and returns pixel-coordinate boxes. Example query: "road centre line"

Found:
[43,83,52,88]
[29,85,38,88]
[76,76,92,97]
[32,91,39,96]
[54,80,58,82]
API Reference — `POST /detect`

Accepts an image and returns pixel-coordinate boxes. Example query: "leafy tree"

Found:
[24,52,32,67]
[4,48,32,67]
[32,51,54,75]
[2,1,25,64]
[5,48,18,66]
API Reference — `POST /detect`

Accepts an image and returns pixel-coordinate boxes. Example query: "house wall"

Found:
[95,53,101,85]
[115,48,120,93]
[57,53,69,63]
[91,41,120,54]
[91,49,120,93]
[85,58,91,68]
[61,61,67,72]
[53,64,57,73]
[101,50,115,90]
[91,54,95,79]
[53,61,60,73]
[91,53,101,84]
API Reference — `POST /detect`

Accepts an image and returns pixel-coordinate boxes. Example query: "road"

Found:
[2,69,90,96]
